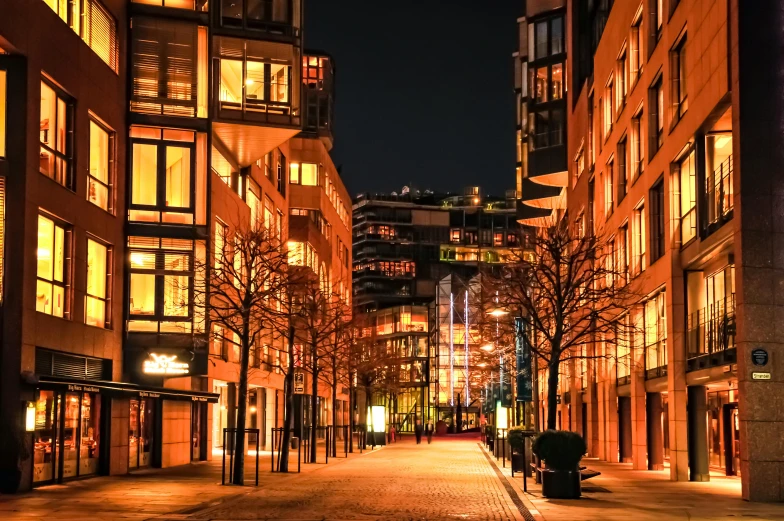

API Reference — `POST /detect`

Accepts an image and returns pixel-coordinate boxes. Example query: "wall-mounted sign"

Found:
[143,354,189,375]
[515,318,533,403]
[25,402,36,432]
[751,349,769,366]
[294,371,305,394]
[752,372,772,381]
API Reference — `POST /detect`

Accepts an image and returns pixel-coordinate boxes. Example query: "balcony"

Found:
[216,0,302,41]
[617,352,631,386]
[704,154,733,236]
[686,295,736,371]
[645,340,668,380]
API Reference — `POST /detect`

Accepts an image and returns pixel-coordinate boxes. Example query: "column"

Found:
[646,393,664,470]
[688,386,710,481]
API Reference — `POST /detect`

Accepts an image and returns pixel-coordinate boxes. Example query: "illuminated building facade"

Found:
[0,0,351,491]
[516,0,784,502]
[353,188,530,430]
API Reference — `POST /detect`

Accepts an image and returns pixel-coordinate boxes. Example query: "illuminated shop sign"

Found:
[142,353,190,375]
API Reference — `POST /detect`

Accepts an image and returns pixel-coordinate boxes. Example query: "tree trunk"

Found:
[279,325,295,472]
[310,341,319,463]
[348,371,355,453]
[547,359,560,431]
[331,377,338,457]
[232,326,251,485]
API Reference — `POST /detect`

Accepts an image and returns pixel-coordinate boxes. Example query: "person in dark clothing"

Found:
[425,421,434,444]
[414,419,423,444]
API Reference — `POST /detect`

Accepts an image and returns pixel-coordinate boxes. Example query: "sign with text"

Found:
[143,353,189,375]
[515,317,532,403]
[294,371,305,394]
[752,372,772,381]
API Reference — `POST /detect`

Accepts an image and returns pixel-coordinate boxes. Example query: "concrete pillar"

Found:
[631,343,648,470]
[688,386,710,482]
[646,393,664,470]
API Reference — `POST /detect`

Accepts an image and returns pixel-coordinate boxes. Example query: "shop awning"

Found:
[33,375,219,403]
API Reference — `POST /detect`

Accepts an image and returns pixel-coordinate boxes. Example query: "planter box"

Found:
[541,468,581,499]
[511,453,526,473]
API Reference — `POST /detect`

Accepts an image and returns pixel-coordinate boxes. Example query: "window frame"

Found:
[87,116,115,214]
[36,213,72,319]
[649,177,665,263]
[648,73,664,160]
[670,32,688,129]
[85,236,113,329]
[39,79,75,190]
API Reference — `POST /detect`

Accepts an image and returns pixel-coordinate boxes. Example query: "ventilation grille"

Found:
[35,348,111,380]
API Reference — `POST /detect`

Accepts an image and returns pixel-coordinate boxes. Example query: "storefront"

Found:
[31,377,217,486]
[708,388,740,476]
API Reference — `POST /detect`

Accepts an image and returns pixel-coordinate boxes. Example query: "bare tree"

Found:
[486,219,641,431]
[198,220,288,485]
[318,299,352,456]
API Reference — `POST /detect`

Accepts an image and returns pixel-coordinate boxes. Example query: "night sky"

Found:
[305,1,523,198]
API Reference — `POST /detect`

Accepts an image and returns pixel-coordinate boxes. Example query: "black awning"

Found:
[33,375,219,403]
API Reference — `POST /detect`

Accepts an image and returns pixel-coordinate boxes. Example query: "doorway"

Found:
[723,403,740,476]
[129,397,155,469]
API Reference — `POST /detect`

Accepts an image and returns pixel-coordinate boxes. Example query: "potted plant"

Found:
[508,426,532,473]
[532,430,586,499]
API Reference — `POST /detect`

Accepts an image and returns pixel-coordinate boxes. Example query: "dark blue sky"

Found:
[305,1,523,198]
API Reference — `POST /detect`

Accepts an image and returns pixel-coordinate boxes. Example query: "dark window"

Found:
[632,108,645,180]
[588,178,595,236]
[648,76,664,158]
[630,13,643,85]
[650,178,665,262]
[131,18,201,117]
[648,0,663,56]
[617,137,628,202]
[670,35,688,126]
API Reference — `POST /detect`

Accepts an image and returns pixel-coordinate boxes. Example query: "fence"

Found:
[221,428,260,485]
[327,425,350,458]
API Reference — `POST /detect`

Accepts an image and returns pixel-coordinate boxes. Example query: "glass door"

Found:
[129,399,140,469]
[62,392,80,479]
[140,398,154,467]
[724,403,741,476]
[32,390,58,484]
[192,402,202,461]
[78,393,101,476]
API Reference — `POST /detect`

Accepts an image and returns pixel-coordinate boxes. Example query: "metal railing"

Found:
[645,340,668,380]
[687,295,736,359]
[705,154,734,231]
[222,428,260,485]
[270,427,302,473]
[617,353,631,386]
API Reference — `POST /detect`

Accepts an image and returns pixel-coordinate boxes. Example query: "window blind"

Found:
[85,0,119,72]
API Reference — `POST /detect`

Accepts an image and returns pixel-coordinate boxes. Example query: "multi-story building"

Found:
[0,0,351,492]
[353,188,529,429]
[517,0,784,502]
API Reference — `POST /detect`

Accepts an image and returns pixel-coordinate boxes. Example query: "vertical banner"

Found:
[516,317,533,402]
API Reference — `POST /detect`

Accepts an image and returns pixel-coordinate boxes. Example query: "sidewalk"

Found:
[488,451,784,521]
[0,444,375,521]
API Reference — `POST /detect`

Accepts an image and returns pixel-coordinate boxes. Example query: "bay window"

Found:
[40,81,73,189]
[37,215,70,318]
[128,236,205,333]
[86,238,111,328]
[88,119,113,212]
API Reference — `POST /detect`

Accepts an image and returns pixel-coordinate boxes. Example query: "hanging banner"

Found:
[516,317,533,402]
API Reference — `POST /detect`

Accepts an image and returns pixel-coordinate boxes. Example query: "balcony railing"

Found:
[616,353,631,386]
[645,340,668,380]
[686,295,736,371]
[705,154,733,234]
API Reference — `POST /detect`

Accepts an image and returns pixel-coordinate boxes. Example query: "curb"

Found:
[478,442,546,521]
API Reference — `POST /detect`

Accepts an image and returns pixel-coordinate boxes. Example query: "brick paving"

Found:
[0,438,528,521]
[488,451,784,521]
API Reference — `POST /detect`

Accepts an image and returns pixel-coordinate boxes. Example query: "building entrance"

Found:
[707,388,740,476]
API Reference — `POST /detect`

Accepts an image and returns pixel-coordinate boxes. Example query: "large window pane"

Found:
[246,61,265,101]
[37,215,67,318]
[301,163,318,186]
[89,121,110,211]
[165,147,191,208]
[164,275,190,316]
[0,70,6,158]
[37,216,55,281]
[132,144,158,205]
[270,64,288,103]
[220,59,243,107]
[86,239,108,327]
[130,274,155,314]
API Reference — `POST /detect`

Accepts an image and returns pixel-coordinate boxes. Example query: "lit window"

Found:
[214,220,227,270]
[43,0,118,72]
[675,147,697,244]
[634,203,646,274]
[630,13,643,85]
[88,120,113,212]
[301,163,318,185]
[649,76,664,156]
[604,159,614,217]
[86,239,111,328]
[40,82,73,189]
[0,70,5,158]
[632,108,645,180]
[130,0,208,10]
[37,215,69,318]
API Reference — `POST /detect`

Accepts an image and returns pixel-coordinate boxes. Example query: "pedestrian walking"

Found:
[426,420,434,444]
[414,419,423,444]
[388,424,396,444]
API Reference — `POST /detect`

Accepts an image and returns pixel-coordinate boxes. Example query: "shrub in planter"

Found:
[508,426,531,473]
[532,430,587,499]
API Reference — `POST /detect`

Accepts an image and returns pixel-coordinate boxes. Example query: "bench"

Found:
[529,463,601,482]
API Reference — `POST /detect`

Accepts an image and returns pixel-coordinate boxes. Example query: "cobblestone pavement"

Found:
[185,438,526,521]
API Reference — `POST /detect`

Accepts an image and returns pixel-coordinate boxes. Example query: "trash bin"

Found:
[290,437,299,449]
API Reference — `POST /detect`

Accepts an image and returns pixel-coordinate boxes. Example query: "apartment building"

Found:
[0,0,351,492]
[353,188,529,430]
[516,0,784,502]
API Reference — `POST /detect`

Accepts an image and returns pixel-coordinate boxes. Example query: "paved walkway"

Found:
[488,451,784,521]
[0,438,530,521]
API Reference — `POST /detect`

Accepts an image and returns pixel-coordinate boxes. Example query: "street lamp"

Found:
[480,343,495,352]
